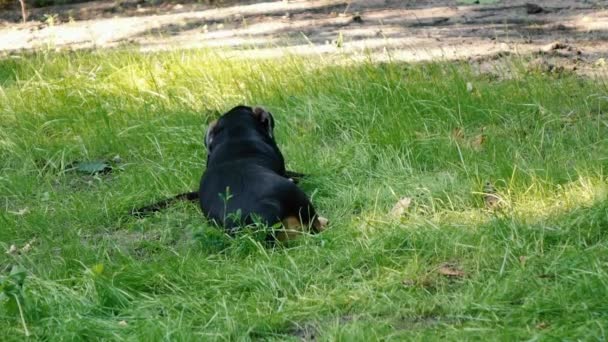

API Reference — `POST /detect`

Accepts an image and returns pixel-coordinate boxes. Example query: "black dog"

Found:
[133,105,327,240]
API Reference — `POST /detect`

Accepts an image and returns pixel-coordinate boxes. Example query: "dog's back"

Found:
[201,106,325,235]
[200,164,317,229]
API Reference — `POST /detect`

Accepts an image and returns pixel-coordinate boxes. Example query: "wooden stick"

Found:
[18,0,27,23]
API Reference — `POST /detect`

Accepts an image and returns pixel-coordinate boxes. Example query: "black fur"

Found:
[200,106,319,231]
[131,106,320,235]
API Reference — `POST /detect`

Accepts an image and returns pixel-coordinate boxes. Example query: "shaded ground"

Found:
[1,0,607,73]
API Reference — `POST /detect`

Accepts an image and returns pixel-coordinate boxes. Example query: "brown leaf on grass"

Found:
[483,181,501,209]
[438,263,466,277]
[21,242,33,254]
[542,41,568,52]
[536,322,549,329]
[390,197,412,217]
[471,127,486,151]
[401,279,416,287]
[451,127,465,141]
[466,82,474,93]
[414,131,426,139]
[452,127,486,150]
[484,193,500,208]
[6,244,18,255]
[5,239,35,255]
[519,256,527,266]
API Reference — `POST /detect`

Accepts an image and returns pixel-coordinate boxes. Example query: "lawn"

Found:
[1,48,607,340]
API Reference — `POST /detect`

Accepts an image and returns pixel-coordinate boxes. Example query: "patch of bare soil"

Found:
[0,0,607,75]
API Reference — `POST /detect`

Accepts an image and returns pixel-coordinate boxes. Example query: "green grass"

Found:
[1,48,607,340]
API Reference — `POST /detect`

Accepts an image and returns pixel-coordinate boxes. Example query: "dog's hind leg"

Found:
[276,215,328,242]
[276,216,308,242]
[314,216,329,232]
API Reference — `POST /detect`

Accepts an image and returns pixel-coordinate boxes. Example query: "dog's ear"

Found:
[204,120,218,152]
[252,106,275,138]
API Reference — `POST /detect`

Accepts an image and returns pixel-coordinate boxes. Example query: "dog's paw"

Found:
[316,216,329,231]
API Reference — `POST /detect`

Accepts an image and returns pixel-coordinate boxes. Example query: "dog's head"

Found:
[204,105,276,154]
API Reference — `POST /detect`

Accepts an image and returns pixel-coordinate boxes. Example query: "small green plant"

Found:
[219,186,234,225]
[0,266,30,337]
[335,31,344,48]
[43,13,59,27]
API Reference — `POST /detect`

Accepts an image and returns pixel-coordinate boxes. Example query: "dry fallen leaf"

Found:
[5,239,35,255]
[6,244,18,255]
[484,194,500,208]
[542,41,568,52]
[483,181,501,208]
[8,208,29,216]
[438,263,466,277]
[414,131,426,139]
[451,127,465,141]
[471,134,485,149]
[401,279,416,287]
[21,243,32,254]
[466,82,474,93]
[519,256,527,266]
[536,322,549,329]
[390,197,412,217]
[471,128,486,151]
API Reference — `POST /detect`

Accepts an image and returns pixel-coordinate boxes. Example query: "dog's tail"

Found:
[131,191,199,217]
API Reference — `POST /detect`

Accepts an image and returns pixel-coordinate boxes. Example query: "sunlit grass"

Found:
[1,48,607,340]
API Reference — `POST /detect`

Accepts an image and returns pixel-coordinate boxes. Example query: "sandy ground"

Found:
[0,0,607,73]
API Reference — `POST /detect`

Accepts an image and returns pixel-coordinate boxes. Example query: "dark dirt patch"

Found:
[290,322,318,341]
